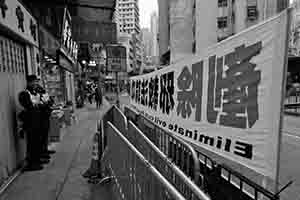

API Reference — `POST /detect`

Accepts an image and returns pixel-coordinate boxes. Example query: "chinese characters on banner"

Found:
[129,11,289,179]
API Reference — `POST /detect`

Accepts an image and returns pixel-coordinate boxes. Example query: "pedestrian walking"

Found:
[95,87,102,109]
[88,93,93,104]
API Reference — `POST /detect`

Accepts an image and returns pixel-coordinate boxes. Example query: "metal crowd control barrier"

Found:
[124,106,201,184]
[285,94,300,115]
[108,106,210,200]
[123,106,280,200]
[105,122,186,200]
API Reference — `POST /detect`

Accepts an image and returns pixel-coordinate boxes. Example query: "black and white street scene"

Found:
[1,0,300,200]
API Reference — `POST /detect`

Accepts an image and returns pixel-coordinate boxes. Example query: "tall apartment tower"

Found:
[117,0,141,35]
[158,0,283,64]
[150,12,159,65]
[141,28,152,63]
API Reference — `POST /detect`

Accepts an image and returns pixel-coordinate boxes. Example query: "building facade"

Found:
[0,0,39,186]
[157,0,170,65]
[116,0,142,73]
[70,0,117,90]
[141,28,151,57]
[158,0,283,64]
[150,12,159,65]
[117,0,141,35]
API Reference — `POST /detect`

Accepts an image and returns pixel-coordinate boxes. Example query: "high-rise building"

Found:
[117,0,141,35]
[116,0,142,73]
[141,28,152,59]
[158,0,283,64]
[157,0,170,65]
[150,12,159,65]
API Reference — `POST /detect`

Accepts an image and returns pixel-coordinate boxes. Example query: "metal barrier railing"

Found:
[138,115,201,183]
[109,106,210,200]
[195,149,279,200]
[124,106,201,184]
[285,94,300,114]
[105,121,186,200]
[127,121,210,200]
[123,106,280,200]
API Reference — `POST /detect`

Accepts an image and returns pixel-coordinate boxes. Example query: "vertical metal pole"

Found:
[275,8,291,195]
[116,71,120,108]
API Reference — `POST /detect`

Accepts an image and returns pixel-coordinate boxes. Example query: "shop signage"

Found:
[0,0,38,46]
[130,11,289,179]
[57,53,73,72]
[106,45,126,72]
[39,26,60,56]
[61,8,78,62]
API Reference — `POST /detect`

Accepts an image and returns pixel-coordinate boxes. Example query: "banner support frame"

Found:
[274,7,292,195]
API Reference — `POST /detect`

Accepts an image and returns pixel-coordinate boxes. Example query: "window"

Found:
[217,17,227,29]
[247,6,258,21]
[218,0,227,7]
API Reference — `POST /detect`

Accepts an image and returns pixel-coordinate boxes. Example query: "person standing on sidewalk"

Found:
[18,75,46,171]
[36,84,56,159]
[94,86,102,109]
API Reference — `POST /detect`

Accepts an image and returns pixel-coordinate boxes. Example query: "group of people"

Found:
[18,75,55,171]
[86,83,103,109]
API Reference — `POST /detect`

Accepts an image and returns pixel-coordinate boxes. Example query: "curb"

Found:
[0,165,25,197]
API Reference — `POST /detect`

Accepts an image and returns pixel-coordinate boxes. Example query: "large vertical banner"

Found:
[129,11,288,179]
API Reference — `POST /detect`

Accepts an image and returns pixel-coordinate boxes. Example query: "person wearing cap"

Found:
[18,75,49,171]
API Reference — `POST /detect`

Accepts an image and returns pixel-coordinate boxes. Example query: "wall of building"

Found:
[159,0,281,65]
[0,0,39,186]
[169,0,195,64]
[196,0,218,53]
[157,0,170,59]
[74,0,116,22]
[150,12,159,60]
[118,33,134,72]
[117,0,140,35]
[141,28,152,59]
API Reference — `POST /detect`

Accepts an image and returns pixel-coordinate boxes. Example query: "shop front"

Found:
[0,0,39,185]
[39,7,78,106]
[58,7,78,106]
[57,51,76,104]
[39,25,65,104]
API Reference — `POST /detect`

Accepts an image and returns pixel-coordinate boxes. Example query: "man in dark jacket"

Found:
[95,87,102,109]
[18,75,45,171]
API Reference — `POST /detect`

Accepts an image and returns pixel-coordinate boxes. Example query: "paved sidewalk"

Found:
[0,101,113,200]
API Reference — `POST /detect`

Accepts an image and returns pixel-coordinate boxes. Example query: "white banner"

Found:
[129,11,289,179]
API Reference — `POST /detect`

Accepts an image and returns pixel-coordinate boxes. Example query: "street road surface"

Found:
[280,116,300,200]
[117,93,300,200]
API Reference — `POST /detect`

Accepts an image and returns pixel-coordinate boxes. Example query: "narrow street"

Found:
[0,102,112,200]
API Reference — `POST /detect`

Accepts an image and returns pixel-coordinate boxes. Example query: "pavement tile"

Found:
[0,101,112,200]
